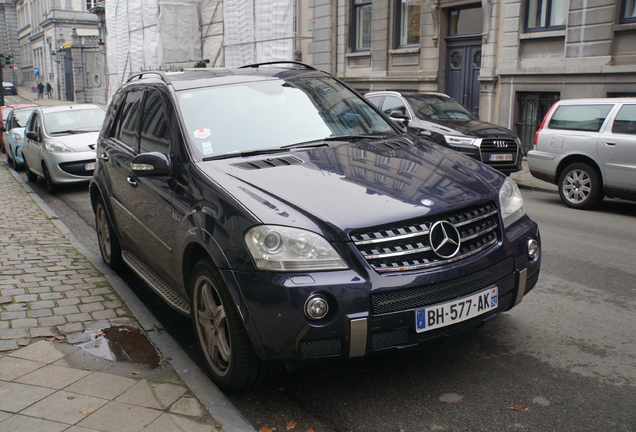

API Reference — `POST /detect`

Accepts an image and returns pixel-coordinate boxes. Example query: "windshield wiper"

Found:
[202,147,290,161]
[283,133,390,149]
[50,129,97,135]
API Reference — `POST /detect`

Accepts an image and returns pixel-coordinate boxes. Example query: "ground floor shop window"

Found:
[516,92,560,153]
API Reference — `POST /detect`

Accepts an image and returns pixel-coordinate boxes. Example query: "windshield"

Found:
[14,109,35,128]
[403,94,476,121]
[177,76,397,159]
[44,107,106,135]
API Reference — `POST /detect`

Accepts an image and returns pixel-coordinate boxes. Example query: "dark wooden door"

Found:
[445,36,481,115]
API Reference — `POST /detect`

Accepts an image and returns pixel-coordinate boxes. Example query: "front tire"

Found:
[558,162,603,209]
[191,258,279,391]
[42,164,57,194]
[24,159,37,182]
[94,196,123,270]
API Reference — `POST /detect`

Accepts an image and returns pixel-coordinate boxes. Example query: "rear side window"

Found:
[611,104,636,135]
[548,104,613,132]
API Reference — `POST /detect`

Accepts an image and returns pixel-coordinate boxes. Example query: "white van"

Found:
[528,98,636,209]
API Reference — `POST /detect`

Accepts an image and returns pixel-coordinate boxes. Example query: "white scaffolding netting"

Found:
[105,0,295,100]
[224,0,295,68]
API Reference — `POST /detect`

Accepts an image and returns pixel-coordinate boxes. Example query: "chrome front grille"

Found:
[351,202,499,272]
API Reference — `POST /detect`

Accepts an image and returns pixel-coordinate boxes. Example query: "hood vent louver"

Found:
[368,139,412,151]
[231,155,303,170]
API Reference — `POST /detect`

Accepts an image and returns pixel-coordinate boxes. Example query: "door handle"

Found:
[100,152,109,161]
[604,141,616,146]
[126,177,138,187]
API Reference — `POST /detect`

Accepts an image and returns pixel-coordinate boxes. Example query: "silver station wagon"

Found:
[528,98,636,209]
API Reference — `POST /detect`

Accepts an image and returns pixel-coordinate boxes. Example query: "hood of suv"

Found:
[411,118,516,140]
[198,138,502,238]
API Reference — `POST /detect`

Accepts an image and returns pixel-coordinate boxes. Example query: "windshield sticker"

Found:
[201,142,213,154]
[194,128,211,139]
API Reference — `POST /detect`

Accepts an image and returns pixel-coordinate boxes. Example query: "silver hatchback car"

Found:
[22,104,106,193]
[528,98,636,209]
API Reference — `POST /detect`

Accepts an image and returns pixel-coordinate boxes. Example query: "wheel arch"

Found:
[182,239,268,359]
[556,154,604,188]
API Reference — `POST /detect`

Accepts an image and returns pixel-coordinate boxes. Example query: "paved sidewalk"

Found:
[0,163,234,431]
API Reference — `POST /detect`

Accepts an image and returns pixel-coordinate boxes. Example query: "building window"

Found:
[525,0,567,31]
[86,0,99,10]
[622,0,636,23]
[396,0,421,47]
[449,6,482,36]
[352,0,372,51]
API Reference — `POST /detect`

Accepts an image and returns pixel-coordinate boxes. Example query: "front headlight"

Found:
[444,135,477,146]
[245,226,349,271]
[45,141,74,153]
[10,132,24,143]
[499,177,526,228]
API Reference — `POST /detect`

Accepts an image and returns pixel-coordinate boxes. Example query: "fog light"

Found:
[304,294,329,320]
[527,238,539,259]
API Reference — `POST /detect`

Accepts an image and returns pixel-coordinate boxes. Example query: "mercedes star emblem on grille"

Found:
[429,220,461,259]
[494,141,508,148]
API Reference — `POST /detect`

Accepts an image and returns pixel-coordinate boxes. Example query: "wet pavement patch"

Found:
[77,326,161,368]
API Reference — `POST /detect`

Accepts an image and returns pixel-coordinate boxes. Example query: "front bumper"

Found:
[225,217,541,363]
[44,149,96,184]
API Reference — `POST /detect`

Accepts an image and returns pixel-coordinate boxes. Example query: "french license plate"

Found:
[488,153,513,161]
[85,162,96,171]
[415,287,498,333]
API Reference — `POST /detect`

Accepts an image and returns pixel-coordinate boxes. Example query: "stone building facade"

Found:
[305,0,636,152]
[1,0,105,104]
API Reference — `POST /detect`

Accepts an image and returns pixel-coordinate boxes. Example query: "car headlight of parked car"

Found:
[444,135,477,147]
[45,141,74,153]
[11,132,24,143]
[499,177,526,228]
[245,226,349,271]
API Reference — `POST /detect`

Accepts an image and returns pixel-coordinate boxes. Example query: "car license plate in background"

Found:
[415,287,498,333]
[488,154,513,161]
[85,162,96,171]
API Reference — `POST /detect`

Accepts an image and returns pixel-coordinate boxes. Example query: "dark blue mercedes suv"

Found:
[90,62,541,391]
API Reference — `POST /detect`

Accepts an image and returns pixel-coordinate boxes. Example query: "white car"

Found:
[528,98,636,209]
[22,104,106,193]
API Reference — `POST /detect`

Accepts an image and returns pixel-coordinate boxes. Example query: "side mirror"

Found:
[26,131,38,141]
[389,110,410,130]
[131,152,171,177]
[0,126,5,133]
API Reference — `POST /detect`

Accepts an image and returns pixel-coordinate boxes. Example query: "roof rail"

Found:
[126,71,171,84]
[238,61,318,71]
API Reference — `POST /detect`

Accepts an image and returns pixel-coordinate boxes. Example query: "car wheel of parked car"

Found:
[24,159,37,182]
[191,257,279,391]
[95,196,123,270]
[558,162,603,209]
[42,164,57,194]
[6,151,14,168]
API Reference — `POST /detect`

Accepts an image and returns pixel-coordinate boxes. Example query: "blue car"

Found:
[2,106,36,169]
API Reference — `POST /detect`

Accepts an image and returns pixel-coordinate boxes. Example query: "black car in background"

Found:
[2,82,17,95]
[90,62,540,391]
[365,91,523,174]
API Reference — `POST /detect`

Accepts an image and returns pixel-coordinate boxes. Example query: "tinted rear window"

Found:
[548,104,613,132]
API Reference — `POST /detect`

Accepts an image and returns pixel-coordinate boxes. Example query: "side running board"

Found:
[122,250,191,315]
